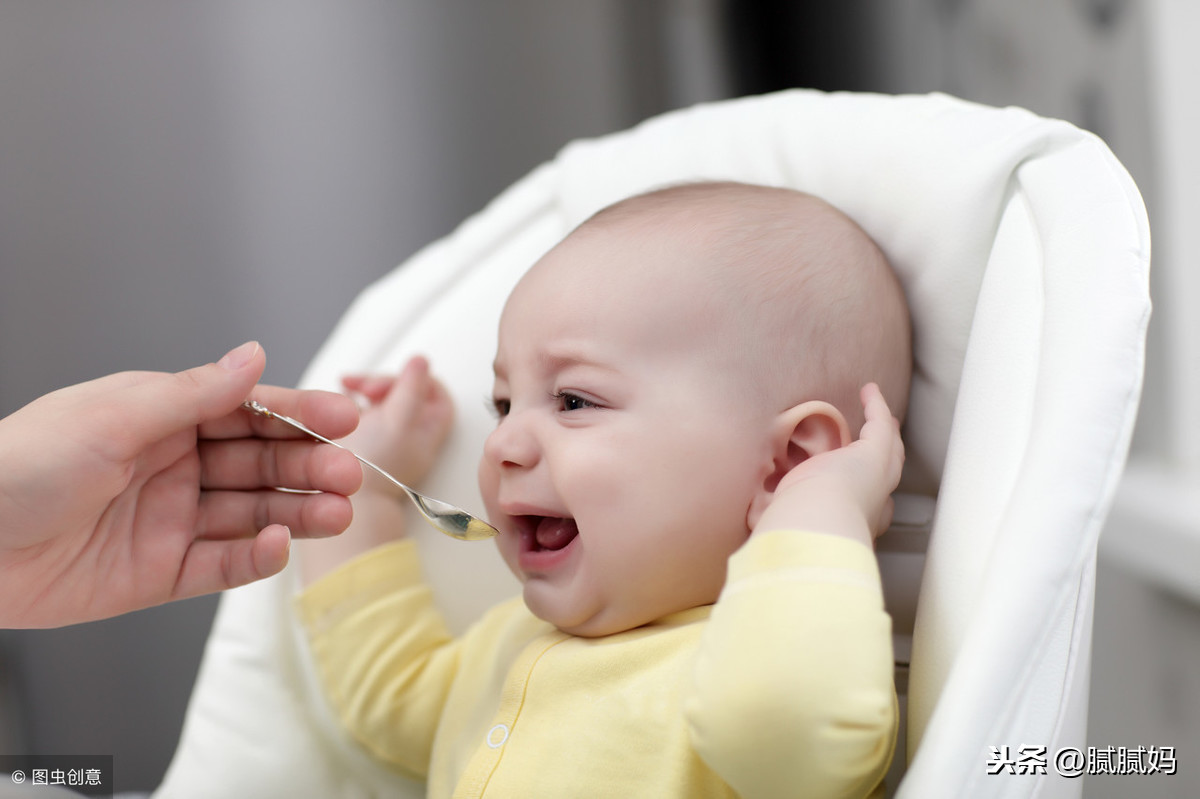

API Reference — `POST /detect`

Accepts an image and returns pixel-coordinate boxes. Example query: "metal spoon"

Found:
[242,399,497,542]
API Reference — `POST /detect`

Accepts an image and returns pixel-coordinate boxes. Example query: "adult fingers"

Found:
[196,489,354,541]
[197,439,362,494]
[171,525,292,599]
[201,384,360,442]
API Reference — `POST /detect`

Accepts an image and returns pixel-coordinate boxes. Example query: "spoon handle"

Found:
[240,400,496,541]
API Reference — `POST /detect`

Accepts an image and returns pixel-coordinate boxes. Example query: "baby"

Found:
[296,182,912,798]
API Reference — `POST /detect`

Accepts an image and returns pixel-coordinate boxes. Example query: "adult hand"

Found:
[0,341,362,628]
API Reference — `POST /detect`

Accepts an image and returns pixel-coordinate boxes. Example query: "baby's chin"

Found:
[551,616,631,639]
[526,591,708,638]
[523,592,631,639]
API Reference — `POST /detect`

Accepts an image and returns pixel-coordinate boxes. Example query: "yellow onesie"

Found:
[297,530,896,798]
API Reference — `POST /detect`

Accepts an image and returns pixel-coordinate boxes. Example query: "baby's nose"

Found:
[482,413,539,469]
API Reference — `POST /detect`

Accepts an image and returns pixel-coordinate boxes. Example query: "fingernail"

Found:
[219,341,259,371]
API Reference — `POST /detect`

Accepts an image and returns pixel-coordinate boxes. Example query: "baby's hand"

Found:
[296,356,452,585]
[758,384,904,546]
[339,356,454,495]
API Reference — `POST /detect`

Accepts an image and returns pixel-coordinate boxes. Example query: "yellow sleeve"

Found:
[685,530,897,799]
[295,540,460,779]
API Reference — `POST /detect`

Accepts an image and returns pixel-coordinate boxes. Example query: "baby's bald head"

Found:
[569,182,912,431]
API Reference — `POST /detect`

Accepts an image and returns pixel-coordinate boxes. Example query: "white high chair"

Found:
[156,90,1150,799]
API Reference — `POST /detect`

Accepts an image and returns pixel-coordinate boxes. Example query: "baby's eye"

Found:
[487,396,511,419]
[553,391,597,412]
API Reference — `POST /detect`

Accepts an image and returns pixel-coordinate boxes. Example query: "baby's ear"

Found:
[746,401,851,529]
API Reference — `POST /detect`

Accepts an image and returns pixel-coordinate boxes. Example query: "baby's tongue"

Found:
[535,517,578,551]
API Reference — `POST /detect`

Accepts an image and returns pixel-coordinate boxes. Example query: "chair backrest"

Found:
[157,90,1149,799]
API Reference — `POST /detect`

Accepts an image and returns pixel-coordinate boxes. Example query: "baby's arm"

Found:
[297,355,453,586]
[295,356,460,775]
[687,384,901,798]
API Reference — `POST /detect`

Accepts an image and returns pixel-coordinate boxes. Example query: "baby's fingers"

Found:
[343,357,440,421]
[341,374,396,405]
[860,385,902,442]
[858,383,905,483]
[860,383,893,425]
[379,356,443,421]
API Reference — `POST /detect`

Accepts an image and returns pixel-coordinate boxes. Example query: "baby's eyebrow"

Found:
[491,343,619,381]
[537,342,616,373]
[539,353,584,372]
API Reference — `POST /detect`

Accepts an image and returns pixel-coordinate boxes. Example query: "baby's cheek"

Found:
[558,449,624,505]
[476,459,497,506]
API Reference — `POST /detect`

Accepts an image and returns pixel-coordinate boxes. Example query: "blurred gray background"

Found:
[1,1,1196,796]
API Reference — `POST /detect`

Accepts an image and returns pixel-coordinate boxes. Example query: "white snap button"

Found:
[486,723,510,748]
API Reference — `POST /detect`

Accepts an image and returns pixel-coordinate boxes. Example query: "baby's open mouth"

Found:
[523,516,579,552]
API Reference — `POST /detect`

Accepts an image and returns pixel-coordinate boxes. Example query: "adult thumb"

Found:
[181,340,267,420]
[114,341,267,446]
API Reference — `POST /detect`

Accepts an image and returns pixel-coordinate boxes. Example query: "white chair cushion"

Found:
[157,90,1149,799]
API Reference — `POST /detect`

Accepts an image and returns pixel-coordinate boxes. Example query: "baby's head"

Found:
[479,182,911,637]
